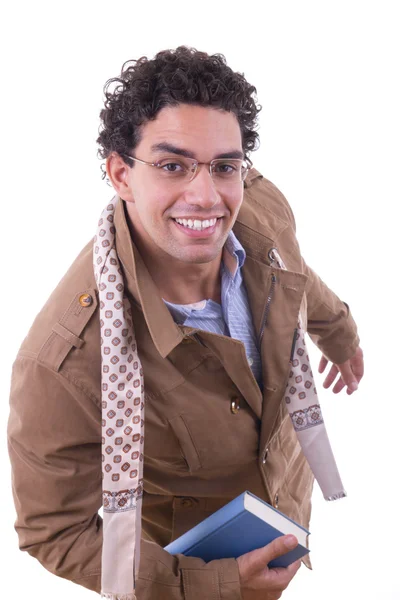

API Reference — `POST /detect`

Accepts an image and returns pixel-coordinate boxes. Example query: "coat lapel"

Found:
[257,268,307,452]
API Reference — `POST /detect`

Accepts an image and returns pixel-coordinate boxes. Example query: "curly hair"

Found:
[97,46,261,178]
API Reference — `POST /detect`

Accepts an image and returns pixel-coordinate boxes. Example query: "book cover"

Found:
[164,491,310,568]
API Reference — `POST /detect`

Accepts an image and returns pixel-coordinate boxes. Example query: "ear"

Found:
[106,152,135,202]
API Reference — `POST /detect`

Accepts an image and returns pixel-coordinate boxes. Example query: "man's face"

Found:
[121,104,245,266]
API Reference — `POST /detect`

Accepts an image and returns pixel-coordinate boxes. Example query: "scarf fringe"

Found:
[101,594,137,600]
[326,491,347,501]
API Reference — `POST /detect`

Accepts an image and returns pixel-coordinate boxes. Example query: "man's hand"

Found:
[318,346,364,395]
[237,535,301,600]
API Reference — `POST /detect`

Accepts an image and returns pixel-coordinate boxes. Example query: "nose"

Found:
[183,163,220,209]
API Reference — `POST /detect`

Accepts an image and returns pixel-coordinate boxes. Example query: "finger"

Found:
[283,558,302,578]
[338,362,358,393]
[332,376,346,394]
[322,364,339,388]
[245,535,298,575]
[318,356,328,374]
[267,557,301,579]
[260,557,302,589]
[352,353,365,381]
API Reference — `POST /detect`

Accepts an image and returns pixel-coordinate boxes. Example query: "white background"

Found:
[1,1,399,598]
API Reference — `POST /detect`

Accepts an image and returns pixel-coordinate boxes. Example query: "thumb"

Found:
[246,535,298,574]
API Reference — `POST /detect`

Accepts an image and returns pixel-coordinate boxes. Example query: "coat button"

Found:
[262,448,269,464]
[181,498,193,508]
[181,337,193,344]
[274,493,279,509]
[230,398,240,414]
[79,293,93,307]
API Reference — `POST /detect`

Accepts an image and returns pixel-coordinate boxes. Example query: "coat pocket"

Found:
[168,407,259,474]
[168,415,202,472]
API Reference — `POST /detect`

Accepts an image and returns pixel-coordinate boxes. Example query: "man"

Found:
[8,46,363,599]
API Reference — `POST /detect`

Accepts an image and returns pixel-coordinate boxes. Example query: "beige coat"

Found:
[8,169,359,599]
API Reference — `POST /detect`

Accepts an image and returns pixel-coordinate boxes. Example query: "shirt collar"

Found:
[222,230,246,278]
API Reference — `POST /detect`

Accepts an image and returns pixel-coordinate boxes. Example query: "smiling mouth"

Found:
[173,217,220,231]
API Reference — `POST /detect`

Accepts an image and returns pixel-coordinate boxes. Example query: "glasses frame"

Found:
[121,153,253,183]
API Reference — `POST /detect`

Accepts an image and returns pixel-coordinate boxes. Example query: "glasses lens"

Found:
[211,159,248,182]
[155,157,194,179]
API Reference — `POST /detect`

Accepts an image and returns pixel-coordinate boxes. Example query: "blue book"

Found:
[164,491,310,568]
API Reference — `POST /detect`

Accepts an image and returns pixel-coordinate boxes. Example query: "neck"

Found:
[125,216,222,305]
[147,258,222,305]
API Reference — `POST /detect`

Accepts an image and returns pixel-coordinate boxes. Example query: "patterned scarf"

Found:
[93,196,345,599]
[268,248,346,502]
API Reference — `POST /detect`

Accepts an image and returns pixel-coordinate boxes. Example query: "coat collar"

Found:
[114,197,184,358]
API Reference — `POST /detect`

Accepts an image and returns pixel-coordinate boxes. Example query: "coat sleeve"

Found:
[300,259,360,364]
[249,174,360,365]
[7,355,241,600]
[275,185,360,365]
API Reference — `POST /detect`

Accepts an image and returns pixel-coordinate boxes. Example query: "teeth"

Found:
[175,218,217,231]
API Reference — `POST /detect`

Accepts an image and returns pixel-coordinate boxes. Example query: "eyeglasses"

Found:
[121,154,252,185]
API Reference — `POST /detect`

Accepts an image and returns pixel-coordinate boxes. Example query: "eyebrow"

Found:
[150,142,244,160]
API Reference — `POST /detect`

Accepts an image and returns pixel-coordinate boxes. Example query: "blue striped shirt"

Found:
[164,231,262,386]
